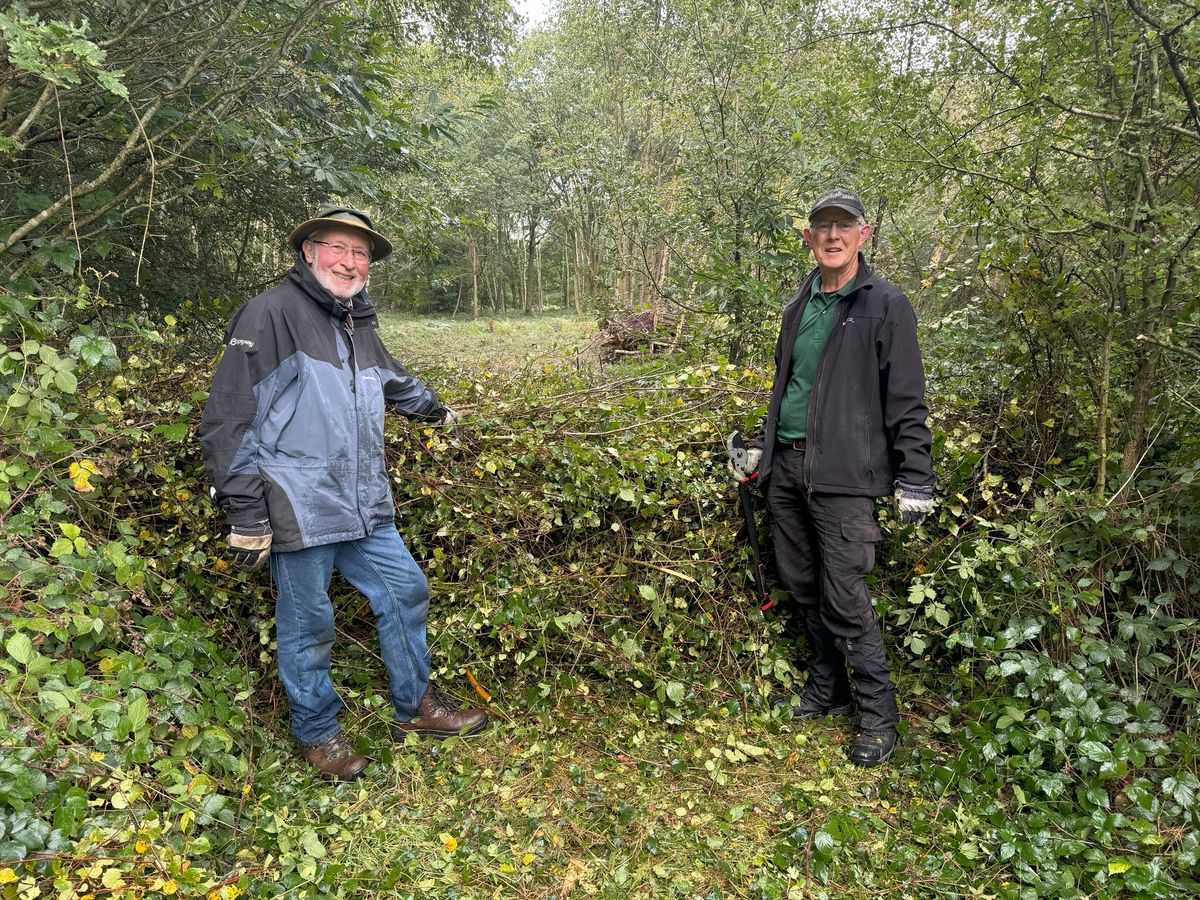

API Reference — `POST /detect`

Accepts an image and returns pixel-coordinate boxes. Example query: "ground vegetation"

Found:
[1,0,1197,897]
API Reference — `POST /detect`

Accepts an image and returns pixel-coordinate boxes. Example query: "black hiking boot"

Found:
[785,692,856,722]
[848,728,897,768]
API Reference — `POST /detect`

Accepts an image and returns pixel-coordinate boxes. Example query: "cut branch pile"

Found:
[597,307,683,360]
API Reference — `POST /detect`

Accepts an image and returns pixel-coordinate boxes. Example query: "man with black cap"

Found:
[728,188,933,767]
[199,206,488,781]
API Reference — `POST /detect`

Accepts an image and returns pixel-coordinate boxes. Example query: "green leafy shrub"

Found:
[1,289,264,894]
[871,300,1200,897]
[1,294,1196,896]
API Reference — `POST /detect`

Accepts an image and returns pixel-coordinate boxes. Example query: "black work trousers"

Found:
[766,444,899,731]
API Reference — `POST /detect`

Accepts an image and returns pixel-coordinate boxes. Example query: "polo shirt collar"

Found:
[811,274,851,303]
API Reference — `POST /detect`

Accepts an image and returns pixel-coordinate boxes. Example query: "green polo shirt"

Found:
[776,277,849,442]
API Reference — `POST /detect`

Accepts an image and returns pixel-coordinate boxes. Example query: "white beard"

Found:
[315,268,366,301]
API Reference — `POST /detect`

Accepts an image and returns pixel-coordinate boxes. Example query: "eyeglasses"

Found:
[308,240,371,264]
[809,219,863,234]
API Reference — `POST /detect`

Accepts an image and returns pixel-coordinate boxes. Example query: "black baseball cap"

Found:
[808,188,865,220]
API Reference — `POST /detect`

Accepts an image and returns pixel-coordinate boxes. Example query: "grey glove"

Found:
[438,406,461,426]
[228,521,272,570]
[725,432,763,484]
[894,483,935,525]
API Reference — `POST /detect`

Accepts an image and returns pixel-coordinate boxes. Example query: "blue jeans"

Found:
[270,522,430,746]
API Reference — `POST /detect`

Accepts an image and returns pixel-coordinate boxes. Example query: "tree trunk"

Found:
[560,237,568,311]
[1095,304,1114,499]
[535,239,544,312]
[1120,344,1163,473]
[572,227,583,315]
[525,206,540,315]
[467,227,480,321]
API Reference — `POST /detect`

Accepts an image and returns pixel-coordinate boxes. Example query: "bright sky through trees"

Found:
[512,0,554,28]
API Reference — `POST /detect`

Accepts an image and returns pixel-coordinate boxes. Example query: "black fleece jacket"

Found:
[754,255,933,496]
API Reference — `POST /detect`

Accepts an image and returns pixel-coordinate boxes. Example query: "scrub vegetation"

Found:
[1,1,1198,898]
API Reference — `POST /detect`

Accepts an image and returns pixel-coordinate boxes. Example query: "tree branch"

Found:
[15,1,334,258]
[1044,95,1200,144]
[8,81,54,144]
[0,0,255,256]
[1126,0,1200,135]
[1135,333,1200,364]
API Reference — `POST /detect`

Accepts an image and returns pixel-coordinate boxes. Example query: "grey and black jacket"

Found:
[755,255,933,496]
[199,257,445,552]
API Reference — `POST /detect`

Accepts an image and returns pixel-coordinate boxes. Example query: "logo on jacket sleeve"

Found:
[229,338,255,349]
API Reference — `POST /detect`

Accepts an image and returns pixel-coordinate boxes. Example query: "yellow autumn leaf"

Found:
[439,832,458,853]
[0,868,17,884]
[70,459,100,492]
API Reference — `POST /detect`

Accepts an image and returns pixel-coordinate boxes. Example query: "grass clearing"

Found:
[377,311,598,374]
[243,682,990,898]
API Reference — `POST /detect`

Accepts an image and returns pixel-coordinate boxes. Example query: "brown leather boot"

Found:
[301,733,369,781]
[392,683,489,739]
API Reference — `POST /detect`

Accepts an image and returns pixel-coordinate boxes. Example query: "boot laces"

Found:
[429,684,460,714]
[321,733,353,758]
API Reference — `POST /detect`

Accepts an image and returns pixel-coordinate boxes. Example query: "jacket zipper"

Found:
[804,296,850,496]
[774,285,810,487]
[342,313,370,536]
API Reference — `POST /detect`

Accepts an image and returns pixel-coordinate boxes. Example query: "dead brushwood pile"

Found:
[597,308,683,360]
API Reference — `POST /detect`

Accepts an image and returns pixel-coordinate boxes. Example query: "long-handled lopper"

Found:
[725,431,774,611]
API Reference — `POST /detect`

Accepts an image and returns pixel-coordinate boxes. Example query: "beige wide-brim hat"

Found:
[290,206,394,261]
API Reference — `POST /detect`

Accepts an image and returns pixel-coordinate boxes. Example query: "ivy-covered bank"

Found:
[0,296,1197,898]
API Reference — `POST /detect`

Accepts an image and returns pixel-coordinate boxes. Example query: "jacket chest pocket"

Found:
[356,369,386,425]
[269,362,354,464]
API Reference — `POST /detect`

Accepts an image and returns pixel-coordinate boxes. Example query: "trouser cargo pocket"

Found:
[840,519,881,579]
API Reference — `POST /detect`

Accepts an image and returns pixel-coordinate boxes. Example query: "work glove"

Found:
[725,432,762,484]
[438,406,461,426]
[228,521,272,570]
[894,483,935,525]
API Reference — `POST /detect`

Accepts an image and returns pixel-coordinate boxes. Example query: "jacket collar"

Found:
[809,252,874,302]
[789,253,874,319]
[845,253,875,298]
[286,253,377,324]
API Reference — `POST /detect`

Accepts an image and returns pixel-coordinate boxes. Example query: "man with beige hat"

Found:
[200,206,488,780]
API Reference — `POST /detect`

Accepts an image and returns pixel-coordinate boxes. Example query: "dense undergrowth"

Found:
[0,293,1197,898]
